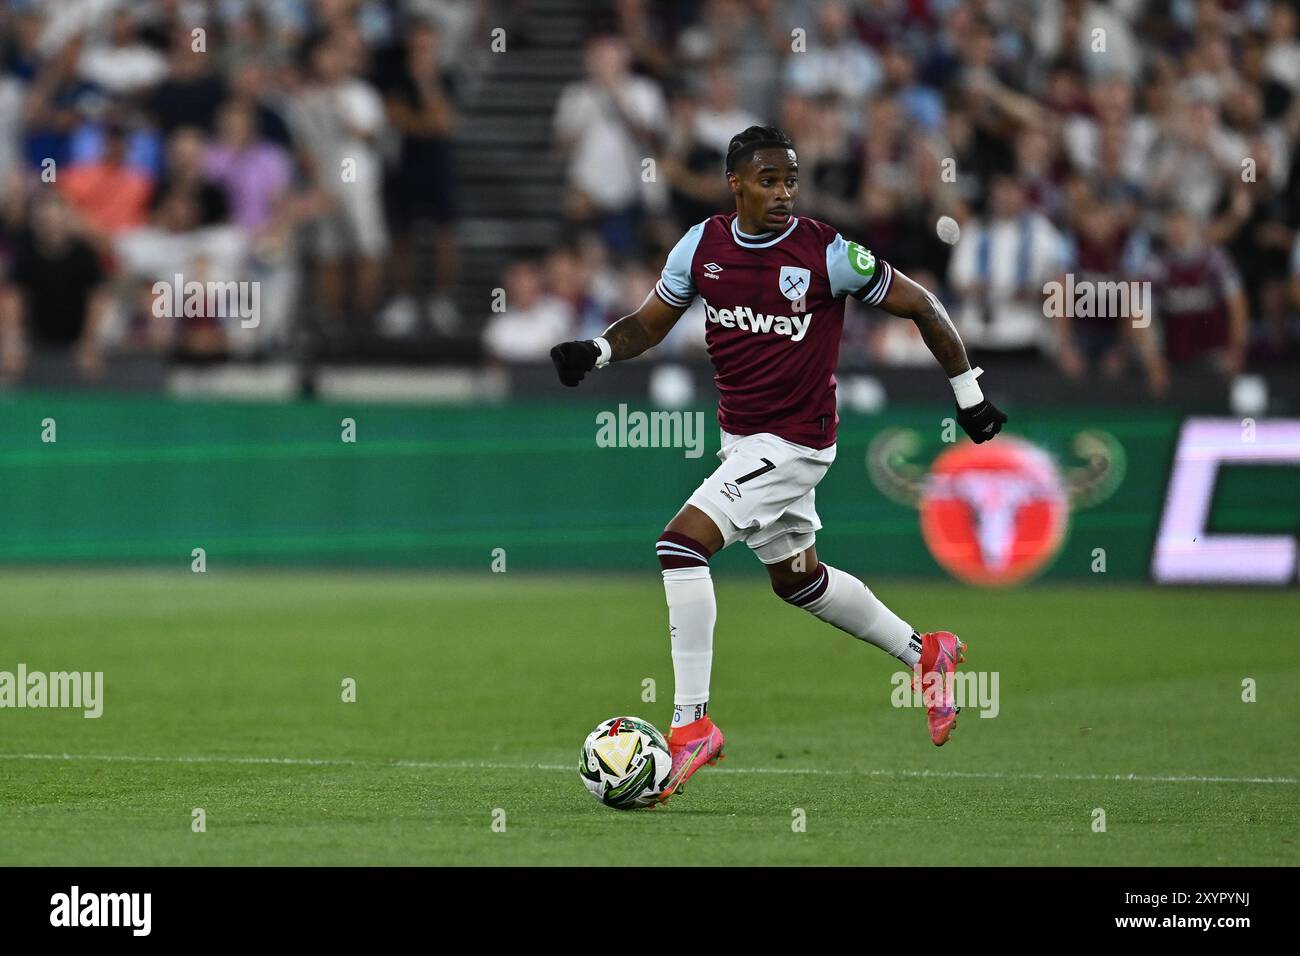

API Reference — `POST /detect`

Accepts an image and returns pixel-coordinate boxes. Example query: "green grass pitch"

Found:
[1,569,1297,866]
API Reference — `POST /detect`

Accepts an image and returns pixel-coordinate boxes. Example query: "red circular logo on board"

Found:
[919,437,1068,586]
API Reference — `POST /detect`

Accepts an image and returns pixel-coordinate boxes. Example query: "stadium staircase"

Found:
[448,0,606,353]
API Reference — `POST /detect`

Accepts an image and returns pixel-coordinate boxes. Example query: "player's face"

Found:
[733,148,799,231]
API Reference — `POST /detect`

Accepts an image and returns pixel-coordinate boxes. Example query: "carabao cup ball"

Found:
[578,716,672,809]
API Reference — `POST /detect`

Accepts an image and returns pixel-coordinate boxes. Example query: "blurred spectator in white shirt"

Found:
[1034,0,1142,82]
[78,8,167,95]
[948,173,1068,354]
[1062,74,1156,183]
[678,0,785,121]
[483,260,575,363]
[1264,3,1300,92]
[783,0,881,113]
[115,188,247,357]
[287,31,388,324]
[554,34,669,256]
[1146,89,1244,220]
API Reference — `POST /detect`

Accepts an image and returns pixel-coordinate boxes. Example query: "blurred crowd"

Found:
[0,0,480,378]
[505,0,1300,393]
[2,0,1300,392]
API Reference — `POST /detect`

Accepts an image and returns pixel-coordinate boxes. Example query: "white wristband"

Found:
[593,336,612,369]
[950,366,985,409]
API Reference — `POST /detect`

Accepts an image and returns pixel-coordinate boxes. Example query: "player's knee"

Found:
[656,531,713,572]
[772,561,828,607]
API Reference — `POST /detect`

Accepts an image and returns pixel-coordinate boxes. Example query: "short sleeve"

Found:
[340,82,386,134]
[632,77,669,135]
[654,220,706,309]
[553,83,588,140]
[825,232,893,305]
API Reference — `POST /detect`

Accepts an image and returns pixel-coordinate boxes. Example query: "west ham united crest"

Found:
[777,266,811,302]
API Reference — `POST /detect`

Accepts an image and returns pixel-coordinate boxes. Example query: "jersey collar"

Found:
[731,215,799,249]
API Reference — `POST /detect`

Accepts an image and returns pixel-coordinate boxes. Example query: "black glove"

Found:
[956,400,1008,443]
[550,340,600,387]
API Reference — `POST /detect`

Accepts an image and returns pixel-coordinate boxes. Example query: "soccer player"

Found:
[550,126,1007,802]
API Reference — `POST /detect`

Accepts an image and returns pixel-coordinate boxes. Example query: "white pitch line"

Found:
[0,752,1294,786]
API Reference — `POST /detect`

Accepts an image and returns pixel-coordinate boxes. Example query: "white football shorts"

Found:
[686,430,837,564]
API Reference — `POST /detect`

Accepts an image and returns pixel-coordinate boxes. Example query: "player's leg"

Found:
[660,430,757,738]
[764,544,922,667]
[657,427,789,801]
[739,451,921,666]
[757,490,967,745]
[663,503,724,553]
[656,503,727,801]
[659,502,723,729]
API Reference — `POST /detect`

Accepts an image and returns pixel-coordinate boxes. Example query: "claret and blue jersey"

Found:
[653,212,894,449]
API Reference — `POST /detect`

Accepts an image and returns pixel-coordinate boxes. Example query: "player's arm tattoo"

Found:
[601,294,686,361]
[879,270,971,377]
[601,313,657,361]
[911,290,971,378]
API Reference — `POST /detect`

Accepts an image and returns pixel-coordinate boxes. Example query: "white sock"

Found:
[663,565,716,729]
[801,565,920,666]
[673,702,708,726]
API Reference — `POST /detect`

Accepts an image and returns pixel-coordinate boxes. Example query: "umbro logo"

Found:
[702,262,723,280]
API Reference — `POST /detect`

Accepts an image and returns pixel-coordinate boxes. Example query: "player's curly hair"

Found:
[724,126,795,174]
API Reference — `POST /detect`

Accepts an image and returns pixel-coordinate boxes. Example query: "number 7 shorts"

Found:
[685,430,837,565]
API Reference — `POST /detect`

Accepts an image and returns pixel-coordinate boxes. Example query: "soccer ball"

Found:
[579,716,672,809]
